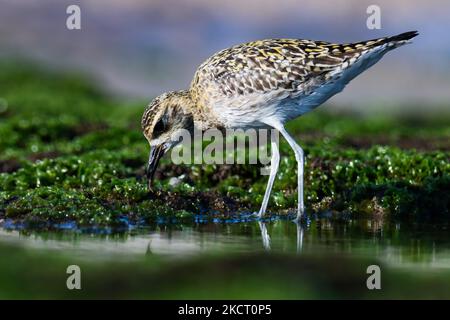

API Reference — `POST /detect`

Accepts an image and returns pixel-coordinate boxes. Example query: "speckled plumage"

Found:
[143,31,418,133]
[192,32,416,96]
[141,31,418,220]
[187,31,418,129]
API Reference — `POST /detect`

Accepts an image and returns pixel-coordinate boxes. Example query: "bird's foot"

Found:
[292,206,305,223]
[252,207,268,220]
[251,211,263,219]
[292,208,305,223]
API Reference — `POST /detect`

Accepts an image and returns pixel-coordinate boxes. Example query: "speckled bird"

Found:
[142,31,418,221]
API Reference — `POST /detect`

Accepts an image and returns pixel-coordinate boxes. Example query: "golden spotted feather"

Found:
[191,31,418,100]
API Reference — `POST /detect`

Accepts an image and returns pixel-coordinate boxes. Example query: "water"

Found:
[1,218,449,268]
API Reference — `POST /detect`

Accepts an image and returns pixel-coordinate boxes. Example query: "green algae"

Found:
[1,62,449,226]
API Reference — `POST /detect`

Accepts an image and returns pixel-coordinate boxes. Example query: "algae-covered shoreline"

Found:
[1,62,449,229]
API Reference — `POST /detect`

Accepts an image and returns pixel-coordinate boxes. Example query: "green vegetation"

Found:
[1,61,449,228]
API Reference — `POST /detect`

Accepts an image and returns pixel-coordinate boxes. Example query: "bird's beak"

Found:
[146,144,166,191]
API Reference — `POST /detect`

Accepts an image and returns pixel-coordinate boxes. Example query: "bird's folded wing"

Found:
[191,37,393,99]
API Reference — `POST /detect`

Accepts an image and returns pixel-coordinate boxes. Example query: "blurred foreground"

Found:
[1,219,450,299]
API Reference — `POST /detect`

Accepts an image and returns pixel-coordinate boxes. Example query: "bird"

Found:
[141,31,418,221]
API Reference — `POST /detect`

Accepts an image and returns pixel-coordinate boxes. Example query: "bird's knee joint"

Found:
[294,150,304,162]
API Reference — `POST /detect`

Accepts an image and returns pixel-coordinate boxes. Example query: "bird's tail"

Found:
[360,30,419,50]
[382,30,419,48]
[385,30,419,44]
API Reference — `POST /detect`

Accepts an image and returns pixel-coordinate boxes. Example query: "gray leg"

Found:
[277,126,305,221]
[257,139,280,217]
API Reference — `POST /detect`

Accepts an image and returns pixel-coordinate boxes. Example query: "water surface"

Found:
[1,218,449,269]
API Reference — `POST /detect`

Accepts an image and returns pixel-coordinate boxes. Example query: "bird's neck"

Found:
[179,90,223,131]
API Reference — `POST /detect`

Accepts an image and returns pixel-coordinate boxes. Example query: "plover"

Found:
[142,31,418,221]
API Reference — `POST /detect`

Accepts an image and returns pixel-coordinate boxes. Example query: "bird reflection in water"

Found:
[258,220,304,253]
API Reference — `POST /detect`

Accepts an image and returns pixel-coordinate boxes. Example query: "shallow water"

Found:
[1,218,449,269]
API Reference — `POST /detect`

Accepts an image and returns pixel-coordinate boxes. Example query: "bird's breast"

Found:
[210,86,340,128]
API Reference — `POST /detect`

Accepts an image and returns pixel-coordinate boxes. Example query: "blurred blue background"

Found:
[1,0,449,111]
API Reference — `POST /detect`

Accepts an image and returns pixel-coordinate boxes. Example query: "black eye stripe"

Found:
[153,119,165,135]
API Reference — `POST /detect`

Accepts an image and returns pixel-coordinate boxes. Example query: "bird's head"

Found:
[141,91,194,191]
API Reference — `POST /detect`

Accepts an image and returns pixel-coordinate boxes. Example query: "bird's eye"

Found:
[153,119,166,136]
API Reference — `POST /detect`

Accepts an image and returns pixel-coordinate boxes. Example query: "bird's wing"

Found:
[191,32,417,98]
[191,39,352,97]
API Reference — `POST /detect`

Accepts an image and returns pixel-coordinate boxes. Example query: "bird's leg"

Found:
[278,126,305,221]
[257,138,280,218]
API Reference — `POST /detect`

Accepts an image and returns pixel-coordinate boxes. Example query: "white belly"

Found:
[212,81,346,128]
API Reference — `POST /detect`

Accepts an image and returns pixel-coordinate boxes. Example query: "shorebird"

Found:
[142,31,418,221]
